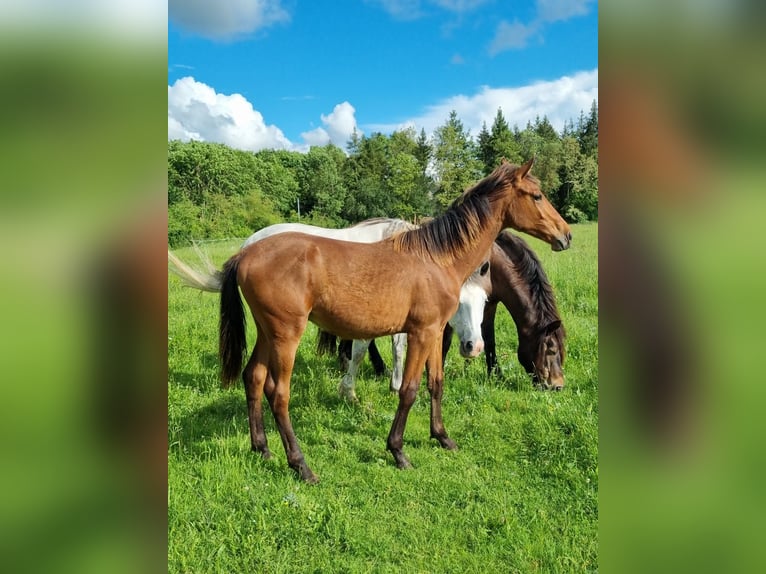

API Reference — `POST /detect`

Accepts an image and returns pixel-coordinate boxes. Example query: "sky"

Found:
[168,0,598,153]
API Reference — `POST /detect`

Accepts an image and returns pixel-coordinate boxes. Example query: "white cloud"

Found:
[488,20,539,54]
[364,68,598,138]
[300,102,360,149]
[537,0,593,23]
[169,0,289,40]
[168,77,361,153]
[369,0,423,21]
[371,0,489,20]
[431,0,492,13]
[489,0,594,55]
[167,76,292,151]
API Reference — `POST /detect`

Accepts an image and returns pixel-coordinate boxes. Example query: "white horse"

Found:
[237,218,490,402]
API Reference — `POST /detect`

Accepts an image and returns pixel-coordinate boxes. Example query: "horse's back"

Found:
[242,218,414,248]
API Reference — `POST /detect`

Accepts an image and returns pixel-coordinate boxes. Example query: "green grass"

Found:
[168,223,598,573]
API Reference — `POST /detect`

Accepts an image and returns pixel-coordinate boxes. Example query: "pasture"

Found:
[168,222,598,572]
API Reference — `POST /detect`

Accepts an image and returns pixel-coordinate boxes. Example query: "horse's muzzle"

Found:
[459,339,484,358]
[552,231,572,252]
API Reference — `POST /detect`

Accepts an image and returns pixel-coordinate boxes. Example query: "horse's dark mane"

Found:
[495,230,566,346]
[393,162,525,266]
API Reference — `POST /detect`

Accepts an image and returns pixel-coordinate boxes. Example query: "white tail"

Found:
[167,246,222,292]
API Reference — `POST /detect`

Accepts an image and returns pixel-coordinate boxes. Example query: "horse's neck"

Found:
[451,219,506,283]
[491,244,539,336]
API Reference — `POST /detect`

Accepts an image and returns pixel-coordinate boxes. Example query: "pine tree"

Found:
[432,110,482,210]
[489,107,522,167]
[477,121,493,174]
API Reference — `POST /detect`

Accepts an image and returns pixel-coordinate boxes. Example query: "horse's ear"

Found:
[517,157,535,180]
[543,319,561,335]
[479,261,490,276]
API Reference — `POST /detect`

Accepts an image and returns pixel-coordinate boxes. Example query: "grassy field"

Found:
[168,223,598,573]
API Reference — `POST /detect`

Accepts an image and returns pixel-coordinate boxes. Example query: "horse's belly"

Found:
[308,306,406,340]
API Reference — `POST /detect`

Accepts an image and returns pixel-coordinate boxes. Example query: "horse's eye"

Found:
[533,193,542,201]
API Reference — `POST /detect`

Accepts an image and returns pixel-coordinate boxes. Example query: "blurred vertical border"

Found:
[601,1,766,572]
[0,2,167,573]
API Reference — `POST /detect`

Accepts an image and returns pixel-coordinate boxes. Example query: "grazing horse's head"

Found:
[518,320,566,391]
[448,260,491,358]
[499,158,572,252]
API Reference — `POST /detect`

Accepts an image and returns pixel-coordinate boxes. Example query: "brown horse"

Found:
[218,159,571,482]
[444,230,566,389]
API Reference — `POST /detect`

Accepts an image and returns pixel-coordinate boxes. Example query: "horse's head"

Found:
[500,158,572,252]
[448,260,491,358]
[518,319,566,390]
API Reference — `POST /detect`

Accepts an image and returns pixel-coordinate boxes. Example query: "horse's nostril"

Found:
[465,341,473,352]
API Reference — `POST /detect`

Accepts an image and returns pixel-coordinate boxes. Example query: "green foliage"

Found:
[432,110,483,210]
[166,104,598,245]
[168,224,598,573]
[564,205,588,223]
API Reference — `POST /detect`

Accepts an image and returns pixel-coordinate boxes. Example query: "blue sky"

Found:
[168,0,597,152]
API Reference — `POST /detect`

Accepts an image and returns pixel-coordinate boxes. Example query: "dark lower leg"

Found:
[243,352,271,458]
[386,380,418,469]
[367,339,386,376]
[482,304,499,376]
[427,346,456,450]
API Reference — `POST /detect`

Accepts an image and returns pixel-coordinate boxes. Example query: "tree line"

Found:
[168,102,598,246]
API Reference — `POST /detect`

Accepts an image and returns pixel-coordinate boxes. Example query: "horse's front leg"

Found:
[367,339,387,377]
[482,302,501,377]
[426,334,457,450]
[338,339,370,402]
[441,323,454,370]
[386,330,435,469]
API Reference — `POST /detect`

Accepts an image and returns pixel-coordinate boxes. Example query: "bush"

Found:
[564,205,588,224]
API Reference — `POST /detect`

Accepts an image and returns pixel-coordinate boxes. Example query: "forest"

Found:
[168,102,598,246]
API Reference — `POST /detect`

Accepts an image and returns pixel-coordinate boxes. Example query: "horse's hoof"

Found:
[392,452,413,469]
[295,464,319,484]
[337,385,359,404]
[436,436,458,450]
[302,472,320,485]
[252,445,273,459]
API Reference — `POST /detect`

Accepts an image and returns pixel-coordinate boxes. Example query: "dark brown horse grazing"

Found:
[218,159,571,482]
[444,230,566,389]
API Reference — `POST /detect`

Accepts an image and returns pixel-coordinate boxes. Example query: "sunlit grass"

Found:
[168,223,598,572]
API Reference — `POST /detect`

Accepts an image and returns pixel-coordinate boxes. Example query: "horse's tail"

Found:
[316,329,338,356]
[219,253,247,387]
[168,248,222,292]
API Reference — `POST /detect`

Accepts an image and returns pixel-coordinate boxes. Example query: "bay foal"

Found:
[218,159,571,482]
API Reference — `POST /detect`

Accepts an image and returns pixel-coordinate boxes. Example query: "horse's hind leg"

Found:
[339,339,370,402]
[390,333,406,392]
[266,333,318,484]
[243,336,271,459]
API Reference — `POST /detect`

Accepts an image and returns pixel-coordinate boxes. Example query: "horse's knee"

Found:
[398,383,418,406]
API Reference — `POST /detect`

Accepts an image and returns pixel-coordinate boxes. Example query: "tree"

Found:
[489,107,522,168]
[477,121,493,174]
[578,99,598,157]
[295,145,349,224]
[341,132,394,221]
[432,110,482,210]
[534,115,559,142]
